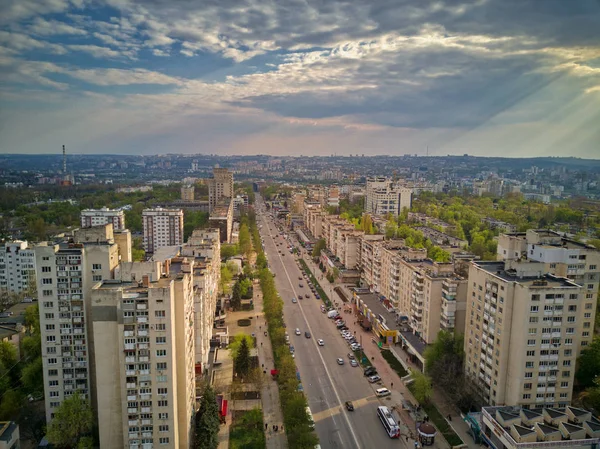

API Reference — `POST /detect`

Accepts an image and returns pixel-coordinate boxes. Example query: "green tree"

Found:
[220,264,233,294]
[21,356,44,394]
[0,390,23,420]
[239,224,252,260]
[221,244,240,260]
[46,391,94,448]
[229,408,265,449]
[234,337,251,378]
[195,384,220,449]
[575,337,600,389]
[579,376,600,412]
[132,237,145,262]
[410,369,433,404]
[256,252,267,269]
[385,218,397,239]
[0,340,19,384]
[312,239,326,259]
[231,281,242,310]
[228,334,255,360]
[24,304,40,334]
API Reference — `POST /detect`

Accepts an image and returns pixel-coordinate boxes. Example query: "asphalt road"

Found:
[256,196,408,449]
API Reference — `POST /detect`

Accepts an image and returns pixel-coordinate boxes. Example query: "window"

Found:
[158,400,168,407]
[92,275,102,282]
[529,317,538,323]
[92,264,102,270]
[531,294,540,301]
[157,375,167,382]
[159,438,169,444]
[158,387,167,395]
[530,306,538,313]
[46,324,55,331]
[156,350,167,357]
[566,328,574,334]
[156,362,167,370]
[522,394,531,399]
[562,370,571,377]
[584,313,592,318]
[590,265,597,270]
[525,372,533,378]
[560,381,569,388]
[583,322,591,328]
[159,425,169,432]
[47,347,56,354]
[582,331,590,337]
[42,266,52,272]
[49,380,59,386]
[43,289,53,296]
[567,316,575,322]
[565,338,573,345]
[525,362,534,368]
[155,310,166,318]
[42,278,53,284]
[526,350,535,356]
[158,413,168,420]
[156,337,166,344]
[46,336,56,342]
[527,339,536,346]
[528,328,537,335]
[585,303,593,309]
[568,305,577,312]
[43,301,54,308]
[156,323,166,331]
[524,383,532,390]
[50,391,59,397]
[49,369,58,376]
[48,358,57,365]
[563,360,571,367]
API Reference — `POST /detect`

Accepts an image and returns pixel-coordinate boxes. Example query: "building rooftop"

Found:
[474,261,582,288]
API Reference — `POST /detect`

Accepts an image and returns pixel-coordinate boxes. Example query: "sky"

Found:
[0,0,599,157]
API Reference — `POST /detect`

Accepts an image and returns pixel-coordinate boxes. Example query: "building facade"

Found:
[209,200,233,244]
[365,177,412,216]
[142,208,184,254]
[81,208,126,230]
[181,185,195,202]
[208,168,233,212]
[0,241,36,294]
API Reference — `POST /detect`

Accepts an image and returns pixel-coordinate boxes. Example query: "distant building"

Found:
[181,185,195,202]
[365,177,412,216]
[142,208,184,254]
[209,199,233,243]
[208,168,233,212]
[0,241,36,294]
[80,207,125,230]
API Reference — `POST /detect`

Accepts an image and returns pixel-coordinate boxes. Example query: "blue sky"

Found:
[1,0,599,157]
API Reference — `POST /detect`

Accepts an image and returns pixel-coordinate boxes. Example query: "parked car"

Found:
[347,353,355,360]
[350,360,359,367]
[376,388,391,397]
[364,367,378,376]
[368,375,381,383]
[345,401,354,411]
[305,294,310,299]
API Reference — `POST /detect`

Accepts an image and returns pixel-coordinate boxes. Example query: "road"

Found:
[256,195,410,449]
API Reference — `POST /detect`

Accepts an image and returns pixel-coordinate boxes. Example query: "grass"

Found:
[380,349,409,377]
[353,349,372,367]
[298,258,332,307]
[229,408,266,449]
[406,383,464,447]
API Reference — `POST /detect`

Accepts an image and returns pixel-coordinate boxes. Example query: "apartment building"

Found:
[303,203,324,239]
[81,207,126,230]
[92,272,195,449]
[208,199,233,243]
[208,167,233,212]
[365,177,412,216]
[181,185,195,202]
[464,259,589,408]
[0,241,36,294]
[35,225,120,423]
[497,229,599,352]
[142,208,184,254]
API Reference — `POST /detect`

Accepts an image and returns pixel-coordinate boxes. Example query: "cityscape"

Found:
[1,0,600,449]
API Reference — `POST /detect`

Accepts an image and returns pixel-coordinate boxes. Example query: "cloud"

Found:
[0,30,67,55]
[65,67,183,86]
[68,44,132,59]
[28,17,87,36]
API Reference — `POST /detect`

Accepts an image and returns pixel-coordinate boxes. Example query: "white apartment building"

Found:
[0,241,36,294]
[35,225,120,423]
[142,208,184,254]
[208,168,233,212]
[365,177,412,216]
[464,259,592,408]
[81,207,126,230]
[181,185,195,202]
[92,272,195,449]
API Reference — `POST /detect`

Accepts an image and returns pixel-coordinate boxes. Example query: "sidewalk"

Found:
[253,282,288,449]
[300,251,477,449]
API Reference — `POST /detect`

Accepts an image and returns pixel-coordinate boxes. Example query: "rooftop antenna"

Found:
[62,145,66,175]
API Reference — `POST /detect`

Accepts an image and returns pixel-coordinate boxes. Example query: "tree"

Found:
[231,281,242,310]
[0,389,23,420]
[46,391,94,448]
[234,337,251,378]
[228,334,254,360]
[221,243,240,260]
[18,401,47,442]
[385,218,397,239]
[0,340,19,384]
[195,384,220,449]
[220,264,233,294]
[579,376,600,411]
[256,252,267,269]
[312,239,326,259]
[21,356,44,393]
[575,337,600,389]
[239,224,252,260]
[24,304,40,333]
[410,369,433,404]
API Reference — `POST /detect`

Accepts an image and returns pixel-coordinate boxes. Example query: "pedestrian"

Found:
[281,425,284,432]
[391,382,394,388]
[272,424,276,431]
[261,342,263,346]
[265,422,268,430]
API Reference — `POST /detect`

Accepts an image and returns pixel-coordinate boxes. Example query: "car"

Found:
[376,388,391,397]
[290,345,295,353]
[305,331,311,338]
[345,401,354,411]
[368,375,381,383]
[339,326,348,331]
[315,294,321,299]
[318,339,325,346]
[285,335,290,344]
[305,294,310,299]
[337,358,345,365]
[299,283,303,288]
[298,276,303,280]
[350,344,361,351]
[292,297,297,303]
[295,328,301,335]
[350,360,359,367]
[364,367,378,376]
[347,353,355,360]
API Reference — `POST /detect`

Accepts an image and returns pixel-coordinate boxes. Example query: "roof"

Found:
[0,421,17,442]
[513,424,535,436]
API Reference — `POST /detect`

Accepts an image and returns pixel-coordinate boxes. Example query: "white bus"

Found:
[306,406,315,429]
[377,406,400,439]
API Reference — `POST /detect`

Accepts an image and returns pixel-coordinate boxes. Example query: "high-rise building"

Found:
[365,177,412,216]
[91,271,195,449]
[142,208,184,254]
[208,200,233,243]
[181,185,195,202]
[464,259,591,408]
[0,241,36,294]
[207,167,233,212]
[35,225,120,423]
[81,208,126,230]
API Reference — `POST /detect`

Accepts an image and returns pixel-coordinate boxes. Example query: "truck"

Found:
[327,310,339,319]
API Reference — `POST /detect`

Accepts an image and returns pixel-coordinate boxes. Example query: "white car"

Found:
[337,358,345,365]
[295,328,301,335]
[318,339,325,346]
[368,375,381,383]
[350,360,359,367]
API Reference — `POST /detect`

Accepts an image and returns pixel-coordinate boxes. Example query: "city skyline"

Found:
[1,0,600,157]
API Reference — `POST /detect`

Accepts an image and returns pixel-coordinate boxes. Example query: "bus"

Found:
[377,406,400,438]
[306,406,315,429]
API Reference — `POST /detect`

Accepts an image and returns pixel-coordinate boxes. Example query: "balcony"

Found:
[126,357,136,363]
[138,331,148,337]
[125,344,136,350]
[136,317,148,324]
[127,382,137,388]
[141,419,152,425]
[128,420,138,426]
[141,407,151,413]
[136,304,147,310]
[127,408,138,414]
[126,370,136,376]
[127,395,137,401]
[142,432,152,438]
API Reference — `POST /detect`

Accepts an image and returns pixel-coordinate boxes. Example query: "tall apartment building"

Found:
[35,225,120,423]
[207,167,233,212]
[365,177,412,216]
[181,185,195,202]
[91,271,195,449]
[142,208,184,254]
[208,200,233,244]
[464,259,590,408]
[81,207,126,230]
[0,241,36,294]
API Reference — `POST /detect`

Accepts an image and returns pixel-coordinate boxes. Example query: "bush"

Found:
[380,350,408,377]
[230,408,265,449]
[237,319,251,327]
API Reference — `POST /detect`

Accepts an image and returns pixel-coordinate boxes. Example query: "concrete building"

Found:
[142,208,184,254]
[327,186,340,208]
[208,167,233,212]
[478,405,600,448]
[0,241,36,294]
[464,259,590,408]
[35,224,120,423]
[81,207,126,230]
[209,199,233,244]
[91,272,195,449]
[0,421,19,449]
[181,185,195,202]
[365,177,412,216]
